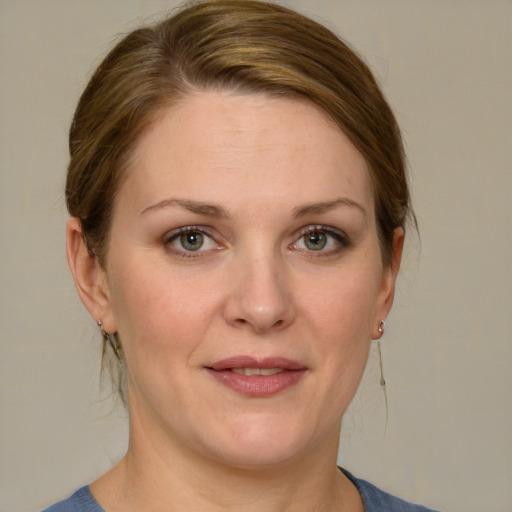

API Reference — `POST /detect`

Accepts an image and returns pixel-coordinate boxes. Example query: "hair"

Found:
[66,0,413,402]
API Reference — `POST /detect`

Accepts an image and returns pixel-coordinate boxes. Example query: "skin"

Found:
[67,91,403,511]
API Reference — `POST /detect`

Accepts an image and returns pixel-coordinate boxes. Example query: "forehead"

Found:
[121,91,374,218]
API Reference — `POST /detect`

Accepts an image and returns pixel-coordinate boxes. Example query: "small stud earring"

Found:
[377,319,385,337]
[97,319,121,356]
[97,319,108,336]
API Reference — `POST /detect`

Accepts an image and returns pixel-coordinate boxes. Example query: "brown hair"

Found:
[66,0,413,400]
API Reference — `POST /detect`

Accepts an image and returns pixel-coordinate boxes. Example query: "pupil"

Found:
[306,231,326,250]
[181,232,203,251]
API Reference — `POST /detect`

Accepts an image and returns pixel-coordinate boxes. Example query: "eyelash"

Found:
[291,225,349,256]
[163,225,349,259]
[163,226,219,258]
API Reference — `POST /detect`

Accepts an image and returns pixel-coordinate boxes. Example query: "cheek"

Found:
[106,257,223,364]
[297,262,381,394]
[299,265,381,341]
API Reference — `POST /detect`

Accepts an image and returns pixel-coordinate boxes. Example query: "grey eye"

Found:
[179,231,204,251]
[166,227,218,255]
[303,231,327,251]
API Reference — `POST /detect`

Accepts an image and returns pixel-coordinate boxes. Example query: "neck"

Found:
[90,401,362,512]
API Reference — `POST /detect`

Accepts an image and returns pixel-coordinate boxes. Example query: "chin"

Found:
[199,413,325,470]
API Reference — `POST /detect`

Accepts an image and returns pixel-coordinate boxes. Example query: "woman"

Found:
[44,1,437,510]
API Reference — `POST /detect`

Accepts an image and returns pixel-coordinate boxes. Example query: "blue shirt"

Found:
[42,469,440,511]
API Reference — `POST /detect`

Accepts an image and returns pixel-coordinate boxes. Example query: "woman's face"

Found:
[91,92,400,467]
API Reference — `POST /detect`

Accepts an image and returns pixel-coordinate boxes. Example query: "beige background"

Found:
[1,1,511,511]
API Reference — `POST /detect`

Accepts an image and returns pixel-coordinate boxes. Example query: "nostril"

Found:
[222,276,296,333]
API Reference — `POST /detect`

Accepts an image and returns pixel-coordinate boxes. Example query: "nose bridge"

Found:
[224,243,295,333]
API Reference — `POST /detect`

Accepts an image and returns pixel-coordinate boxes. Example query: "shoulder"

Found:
[41,486,104,512]
[341,468,441,512]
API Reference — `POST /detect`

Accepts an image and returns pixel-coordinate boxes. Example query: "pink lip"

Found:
[206,356,307,397]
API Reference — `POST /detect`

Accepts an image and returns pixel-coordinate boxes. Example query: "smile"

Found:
[230,368,283,376]
[206,356,307,397]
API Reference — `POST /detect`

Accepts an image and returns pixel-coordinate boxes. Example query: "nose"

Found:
[223,251,296,334]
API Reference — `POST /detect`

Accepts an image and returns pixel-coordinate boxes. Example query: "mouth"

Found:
[205,356,307,397]
[230,367,284,376]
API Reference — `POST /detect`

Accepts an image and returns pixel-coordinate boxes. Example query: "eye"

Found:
[292,226,348,254]
[179,231,205,251]
[303,231,328,251]
[165,227,218,255]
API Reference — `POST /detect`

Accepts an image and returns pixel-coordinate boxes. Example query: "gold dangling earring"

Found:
[376,319,388,428]
[377,320,386,387]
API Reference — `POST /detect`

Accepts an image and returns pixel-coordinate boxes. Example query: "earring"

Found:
[377,340,386,387]
[375,319,386,386]
[373,319,388,425]
[97,320,121,357]
[97,319,108,336]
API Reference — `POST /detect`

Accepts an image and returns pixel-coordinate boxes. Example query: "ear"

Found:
[372,227,405,339]
[66,218,116,333]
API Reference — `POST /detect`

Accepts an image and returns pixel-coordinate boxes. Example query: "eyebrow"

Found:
[140,197,367,220]
[292,198,367,219]
[140,198,230,218]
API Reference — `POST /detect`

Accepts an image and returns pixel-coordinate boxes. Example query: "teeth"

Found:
[259,368,283,376]
[231,368,283,376]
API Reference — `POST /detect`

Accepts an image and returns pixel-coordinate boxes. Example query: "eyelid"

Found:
[163,225,214,242]
[295,224,348,240]
[291,224,349,252]
[162,224,349,258]
[163,225,222,257]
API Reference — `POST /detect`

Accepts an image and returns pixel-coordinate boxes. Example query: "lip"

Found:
[205,356,307,397]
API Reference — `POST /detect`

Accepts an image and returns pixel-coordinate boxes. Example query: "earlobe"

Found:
[66,218,115,332]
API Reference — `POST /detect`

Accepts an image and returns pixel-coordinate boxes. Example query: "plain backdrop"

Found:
[1,1,511,511]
